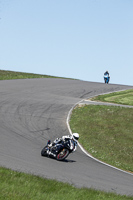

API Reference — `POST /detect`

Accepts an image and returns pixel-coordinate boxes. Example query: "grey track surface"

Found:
[0,78,133,196]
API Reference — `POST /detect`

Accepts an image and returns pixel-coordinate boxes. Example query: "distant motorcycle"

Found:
[104,74,110,84]
[41,140,74,161]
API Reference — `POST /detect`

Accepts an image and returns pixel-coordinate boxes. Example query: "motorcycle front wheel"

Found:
[56,149,69,161]
[41,146,48,157]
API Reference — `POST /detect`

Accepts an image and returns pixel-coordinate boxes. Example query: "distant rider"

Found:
[104,71,109,76]
[47,133,79,157]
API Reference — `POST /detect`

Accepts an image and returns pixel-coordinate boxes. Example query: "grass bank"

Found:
[0,167,132,200]
[70,89,133,173]
[70,105,133,172]
[0,70,67,80]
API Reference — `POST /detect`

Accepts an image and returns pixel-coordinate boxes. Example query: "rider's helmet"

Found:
[71,133,79,142]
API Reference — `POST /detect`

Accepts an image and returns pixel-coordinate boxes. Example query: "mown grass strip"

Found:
[70,105,133,173]
[91,89,133,106]
[0,167,132,200]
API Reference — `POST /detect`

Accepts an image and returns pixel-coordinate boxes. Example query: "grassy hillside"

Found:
[0,70,67,80]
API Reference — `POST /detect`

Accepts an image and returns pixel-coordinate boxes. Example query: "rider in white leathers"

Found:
[47,133,79,157]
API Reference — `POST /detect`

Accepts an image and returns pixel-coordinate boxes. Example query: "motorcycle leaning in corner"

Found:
[41,133,79,161]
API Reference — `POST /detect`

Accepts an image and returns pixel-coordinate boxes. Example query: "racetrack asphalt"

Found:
[0,78,133,196]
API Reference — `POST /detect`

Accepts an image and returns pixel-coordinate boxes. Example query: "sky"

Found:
[0,0,133,86]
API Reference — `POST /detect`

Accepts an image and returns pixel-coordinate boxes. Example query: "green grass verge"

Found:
[0,70,68,80]
[0,167,132,200]
[70,105,133,173]
[90,89,133,106]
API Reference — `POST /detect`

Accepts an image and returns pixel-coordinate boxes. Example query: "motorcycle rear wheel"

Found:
[56,149,69,161]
